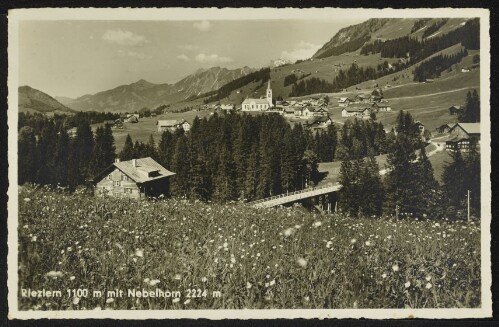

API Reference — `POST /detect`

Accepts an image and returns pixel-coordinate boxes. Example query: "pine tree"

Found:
[18,126,37,185]
[459,89,480,123]
[170,135,190,197]
[72,121,94,182]
[359,156,384,217]
[120,134,134,161]
[146,134,157,160]
[384,133,419,217]
[442,149,467,214]
[414,144,441,218]
[54,127,70,186]
[244,143,260,201]
[465,141,480,216]
[36,121,58,185]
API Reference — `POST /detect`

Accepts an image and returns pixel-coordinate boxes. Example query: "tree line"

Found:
[289,77,334,97]
[119,113,338,202]
[360,18,479,62]
[19,121,115,188]
[413,49,468,82]
[338,110,480,219]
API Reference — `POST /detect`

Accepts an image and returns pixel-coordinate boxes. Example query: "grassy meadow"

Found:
[18,185,480,310]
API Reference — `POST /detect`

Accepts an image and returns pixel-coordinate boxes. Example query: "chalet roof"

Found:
[338,97,350,102]
[242,98,270,105]
[449,105,462,110]
[114,157,175,183]
[91,157,175,185]
[453,123,480,135]
[306,116,332,126]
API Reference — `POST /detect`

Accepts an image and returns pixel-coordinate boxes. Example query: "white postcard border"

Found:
[7,7,492,320]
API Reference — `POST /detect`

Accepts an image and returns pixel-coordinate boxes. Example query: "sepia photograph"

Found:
[7,7,492,319]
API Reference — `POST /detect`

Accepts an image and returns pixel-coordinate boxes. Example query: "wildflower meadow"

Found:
[18,185,481,310]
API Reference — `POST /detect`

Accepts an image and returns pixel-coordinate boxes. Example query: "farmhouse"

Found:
[338,97,351,107]
[371,103,392,112]
[445,123,480,152]
[157,119,190,132]
[448,105,463,115]
[123,114,140,123]
[354,94,371,104]
[220,104,235,111]
[341,107,371,118]
[305,116,333,129]
[92,157,175,200]
[435,123,456,134]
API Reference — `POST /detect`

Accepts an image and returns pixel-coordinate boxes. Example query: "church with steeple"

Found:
[241,79,273,111]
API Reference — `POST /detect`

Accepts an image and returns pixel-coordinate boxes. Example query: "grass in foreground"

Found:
[18,185,480,310]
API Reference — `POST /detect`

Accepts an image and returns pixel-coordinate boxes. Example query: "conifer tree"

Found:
[465,140,481,216]
[70,121,94,183]
[170,135,190,197]
[18,126,37,185]
[120,134,134,161]
[359,156,384,216]
[36,121,58,185]
[459,89,480,123]
[54,127,70,186]
[414,144,441,218]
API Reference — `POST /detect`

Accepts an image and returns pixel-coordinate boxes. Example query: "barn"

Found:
[91,157,175,200]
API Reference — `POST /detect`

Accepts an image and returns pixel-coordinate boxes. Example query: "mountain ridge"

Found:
[19,86,76,114]
[60,66,255,112]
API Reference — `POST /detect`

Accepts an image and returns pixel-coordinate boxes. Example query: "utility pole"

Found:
[467,190,471,222]
[395,205,399,221]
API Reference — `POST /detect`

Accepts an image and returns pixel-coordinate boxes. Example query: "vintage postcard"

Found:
[7,8,491,319]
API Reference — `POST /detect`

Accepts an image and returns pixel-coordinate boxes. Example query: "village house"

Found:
[461,67,471,73]
[371,103,392,112]
[448,105,463,115]
[157,119,191,132]
[414,121,425,135]
[338,97,351,107]
[92,157,175,200]
[341,107,371,118]
[125,114,140,123]
[435,123,456,134]
[305,116,333,130]
[354,94,371,104]
[445,123,480,152]
[283,107,295,118]
[242,80,273,111]
[220,104,235,111]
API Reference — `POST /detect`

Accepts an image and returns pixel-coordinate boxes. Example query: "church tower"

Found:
[266,79,273,106]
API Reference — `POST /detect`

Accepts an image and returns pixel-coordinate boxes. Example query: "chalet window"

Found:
[122,175,128,181]
[125,188,133,194]
[107,175,111,180]
[114,181,120,187]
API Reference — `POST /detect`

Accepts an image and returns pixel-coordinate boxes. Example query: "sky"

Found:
[18,19,362,99]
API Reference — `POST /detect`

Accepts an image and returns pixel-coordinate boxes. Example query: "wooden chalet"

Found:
[445,123,480,152]
[91,157,175,200]
[448,105,463,115]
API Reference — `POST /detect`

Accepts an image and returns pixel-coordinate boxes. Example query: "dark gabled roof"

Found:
[91,157,175,184]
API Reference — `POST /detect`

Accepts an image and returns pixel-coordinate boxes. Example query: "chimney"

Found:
[115,158,120,163]
[132,159,137,167]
